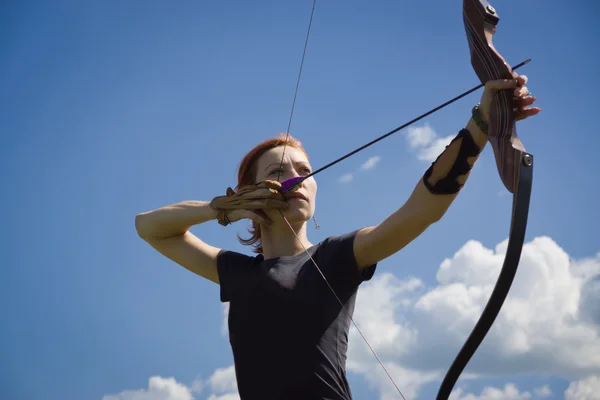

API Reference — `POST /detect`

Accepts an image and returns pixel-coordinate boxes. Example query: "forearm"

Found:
[407,118,487,222]
[135,200,218,239]
[465,117,488,148]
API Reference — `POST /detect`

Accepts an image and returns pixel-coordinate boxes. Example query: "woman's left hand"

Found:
[479,73,542,123]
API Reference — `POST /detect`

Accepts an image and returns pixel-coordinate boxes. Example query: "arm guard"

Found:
[422,128,482,194]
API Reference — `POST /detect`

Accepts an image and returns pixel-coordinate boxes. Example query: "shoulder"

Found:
[320,229,369,265]
[353,224,421,270]
[353,226,380,270]
[217,249,264,302]
[217,249,263,276]
[217,248,257,264]
[316,229,377,282]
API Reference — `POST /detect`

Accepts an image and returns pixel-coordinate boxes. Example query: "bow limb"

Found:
[436,1,534,398]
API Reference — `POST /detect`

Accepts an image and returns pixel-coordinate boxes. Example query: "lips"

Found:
[285,192,308,202]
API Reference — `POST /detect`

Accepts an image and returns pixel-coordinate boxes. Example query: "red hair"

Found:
[236,133,308,253]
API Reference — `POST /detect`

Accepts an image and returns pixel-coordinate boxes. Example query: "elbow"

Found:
[417,200,449,224]
[413,206,445,226]
[428,210,445,224]
[135,212,184,240]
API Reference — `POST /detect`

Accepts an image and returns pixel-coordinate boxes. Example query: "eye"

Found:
[269,167,283,176]
[299,166,312,175]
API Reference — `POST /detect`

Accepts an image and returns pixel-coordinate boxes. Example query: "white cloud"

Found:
[102,376,194,400]
[205,365,238,396]
[346,236,600,398]
[339,173,354,183]
[221,303,230,336]
[449,383,532,400]
[207,395,240,400]
[405,123,454,162]
[337,155,380,185]
[406,124,438,149]
[360,156,381,171]
[533,385,552,398]
[417,136,454,162]
[103,367,239,400]
[565,375,600,399]
[447,378,600,400]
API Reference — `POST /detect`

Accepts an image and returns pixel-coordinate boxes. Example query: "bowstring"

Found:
[275,2,406,399]
[277,0,317,180]
[280,217,407,400]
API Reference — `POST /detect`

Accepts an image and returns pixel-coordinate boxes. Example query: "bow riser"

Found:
[463,0,525,193]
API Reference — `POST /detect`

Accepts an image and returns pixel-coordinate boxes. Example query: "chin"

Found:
[280,206,312,224]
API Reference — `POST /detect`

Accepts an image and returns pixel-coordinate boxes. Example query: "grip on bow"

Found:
[464,0,527,193]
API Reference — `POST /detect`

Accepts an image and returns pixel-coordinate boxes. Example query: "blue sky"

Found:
[2,1,599,399]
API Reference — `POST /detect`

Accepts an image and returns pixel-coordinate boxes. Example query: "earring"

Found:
[313,216,320,230]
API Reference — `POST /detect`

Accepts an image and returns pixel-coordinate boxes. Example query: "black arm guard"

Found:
[422,128,482,194]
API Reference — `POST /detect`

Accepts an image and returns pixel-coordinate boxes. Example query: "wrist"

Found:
[471,104,489,133]
[206,202,220,220]
[466,118,488,149]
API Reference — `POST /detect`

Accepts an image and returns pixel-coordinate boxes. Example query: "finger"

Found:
[485,78,518,91]
[515,107,542,121]
[517,95,537,106]
[243,210,272,225]
[510,71,526,86]
[261,180,282,190]
[264,199,289,209]
[514,85,530,98]
[515,74,528,86]
[242,199,288,210]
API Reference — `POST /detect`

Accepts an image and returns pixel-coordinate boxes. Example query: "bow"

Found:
[435,0,534,398]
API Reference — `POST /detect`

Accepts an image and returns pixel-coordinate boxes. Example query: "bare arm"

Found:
[354,118,487,269]
[352,73,539,269]
[135,201,222,284]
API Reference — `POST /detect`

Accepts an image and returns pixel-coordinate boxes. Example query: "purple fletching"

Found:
[280,177,304,193]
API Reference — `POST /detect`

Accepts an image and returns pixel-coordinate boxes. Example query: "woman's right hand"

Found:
[210,180,288,226]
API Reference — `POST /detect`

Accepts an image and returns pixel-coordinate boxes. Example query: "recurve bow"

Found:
[435,0,534,398]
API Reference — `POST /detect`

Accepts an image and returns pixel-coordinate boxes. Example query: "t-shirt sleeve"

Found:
[216,249,257,303]
[317,229,377,294]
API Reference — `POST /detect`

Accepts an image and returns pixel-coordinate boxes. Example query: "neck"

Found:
[260,219,312,259]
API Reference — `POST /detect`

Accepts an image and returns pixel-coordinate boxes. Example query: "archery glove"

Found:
[210,180,288,226]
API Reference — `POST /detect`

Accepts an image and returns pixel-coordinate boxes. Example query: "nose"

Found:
[280,176,305,193]
[278,166,302,183]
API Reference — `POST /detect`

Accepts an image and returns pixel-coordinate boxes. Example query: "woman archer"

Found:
[135,76,540,400]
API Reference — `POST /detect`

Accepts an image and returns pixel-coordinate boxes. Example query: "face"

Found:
[254,146,317,225]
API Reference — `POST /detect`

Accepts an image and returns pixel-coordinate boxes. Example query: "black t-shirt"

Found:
[216,230,376,400]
